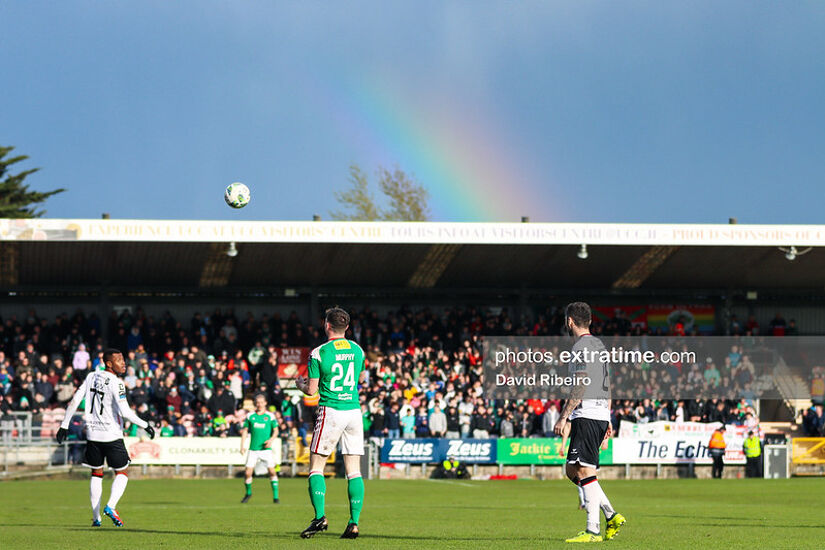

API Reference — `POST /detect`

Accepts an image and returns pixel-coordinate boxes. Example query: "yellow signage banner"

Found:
[791,438,825,464]
[294,437,335,465]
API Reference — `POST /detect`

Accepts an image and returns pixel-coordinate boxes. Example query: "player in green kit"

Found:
[239,393,280,503]
[295,307,366,539]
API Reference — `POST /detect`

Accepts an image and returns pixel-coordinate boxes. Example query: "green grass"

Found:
[0,477,823,549]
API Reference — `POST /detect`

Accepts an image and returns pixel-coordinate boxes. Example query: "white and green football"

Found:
[224,182,251,209]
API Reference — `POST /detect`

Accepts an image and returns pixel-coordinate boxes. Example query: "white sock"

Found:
[90,475,103,520]
[595,481,615,519]
[577,485,585,508]
[107,472,128,509]
[581,478,601,535]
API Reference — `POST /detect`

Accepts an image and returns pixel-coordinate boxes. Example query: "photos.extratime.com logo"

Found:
[482,335,825,401]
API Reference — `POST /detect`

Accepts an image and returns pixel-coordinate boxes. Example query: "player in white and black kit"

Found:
[56,348,155,527]
[554,303,626,543]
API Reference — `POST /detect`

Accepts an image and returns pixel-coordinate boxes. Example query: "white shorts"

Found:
[245,449,276,469]
[311,406,364,456]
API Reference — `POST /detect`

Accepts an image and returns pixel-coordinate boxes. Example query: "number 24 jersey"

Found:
[307,338,365,411]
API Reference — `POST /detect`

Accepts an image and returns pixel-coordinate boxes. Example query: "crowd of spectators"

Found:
[0,306,812,443]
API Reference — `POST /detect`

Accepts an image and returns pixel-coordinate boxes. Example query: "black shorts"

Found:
[83,439,130,471]
[567,418,609,469]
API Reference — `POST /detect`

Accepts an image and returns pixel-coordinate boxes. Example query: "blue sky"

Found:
[1,1,823,223]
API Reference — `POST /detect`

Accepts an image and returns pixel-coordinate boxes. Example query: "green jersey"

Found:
[243,411,277,451]
[307,338,365,411]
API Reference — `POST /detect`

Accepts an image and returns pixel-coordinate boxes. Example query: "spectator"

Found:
[729,315,742,335]
[445,405,461,439]
[33,372,54,407]
[385,402,401,439]
[786,319,799,336]
[704,359,721,388]
[213,410,229,437]
[72,343,90,372]
[166,386,182,414]
[207,384,236,417]
[430,404,447,437]
[458,397,473,438]
[471,405,493,439]
[542,403,560,437]
[499,412,515,438]
[769,312,787,336]
[160,418,174,437]
[400,409,416,439]
[518,409,534,438]
[415,407,430,437]
[745,315,760,335]
[369,403,385,438]
[803,404,825,436]
[195,405,213,436]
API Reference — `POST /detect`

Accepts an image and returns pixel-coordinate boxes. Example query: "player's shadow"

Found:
[693,528,822,529]
[357,534,544,542]
[648,513,744,521]
[66,527,264,538]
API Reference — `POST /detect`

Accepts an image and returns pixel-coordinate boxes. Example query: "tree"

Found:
[329,164,430,221]
[330,165,382,221]
[0,146,65,218]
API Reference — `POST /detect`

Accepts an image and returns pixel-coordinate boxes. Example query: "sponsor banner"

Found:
[381,439,438,463]
[277,347,309,379]
[380,439,496,464]
[6,218,825,246]
[646,305,715,335]
[592,306,647,329]
[612,435,745,464]
[442,439,497,463]
[496,438,613,465]
[619,421,757,440]
[791,438,825,464]
[124,436,281,465]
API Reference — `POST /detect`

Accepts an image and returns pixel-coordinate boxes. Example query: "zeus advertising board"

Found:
[380,439,496,464]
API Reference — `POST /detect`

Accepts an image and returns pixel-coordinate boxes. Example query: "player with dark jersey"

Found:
[554,303,626,543]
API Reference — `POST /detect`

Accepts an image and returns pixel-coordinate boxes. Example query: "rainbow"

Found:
[305,70,559,222]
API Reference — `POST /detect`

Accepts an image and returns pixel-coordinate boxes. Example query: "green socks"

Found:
[245,482,252,496]
[308,472,326,519]
[271,478,279,499]
[347,475,365,525]
[306,471,363,523]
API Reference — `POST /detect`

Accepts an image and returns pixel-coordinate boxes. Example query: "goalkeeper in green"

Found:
[295,307,366,539]
[240,393,280,503]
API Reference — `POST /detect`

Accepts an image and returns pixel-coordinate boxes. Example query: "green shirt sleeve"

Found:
[307,347,320,379]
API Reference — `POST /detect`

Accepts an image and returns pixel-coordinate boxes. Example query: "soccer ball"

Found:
[224,182,251,209]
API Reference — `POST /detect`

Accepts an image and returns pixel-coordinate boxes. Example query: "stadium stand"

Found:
[3,219,825,467]
[6,304,822,451]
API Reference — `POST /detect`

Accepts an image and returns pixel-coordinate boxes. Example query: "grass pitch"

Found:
[0,477,822,549]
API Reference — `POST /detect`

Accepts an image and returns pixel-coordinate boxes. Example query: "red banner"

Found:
[277,347,309,379]
[592,306,647,328]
